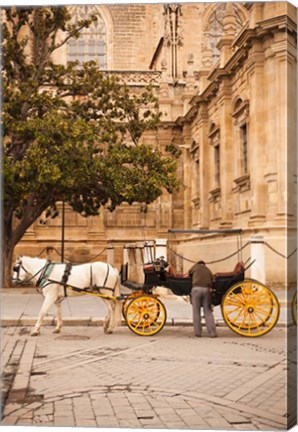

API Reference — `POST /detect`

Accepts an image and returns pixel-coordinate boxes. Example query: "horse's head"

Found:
[12,256,31,284]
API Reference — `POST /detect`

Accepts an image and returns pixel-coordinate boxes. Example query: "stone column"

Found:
[218,2,236,68]
[250,235,266,284]
[107,245,114,266]
[198,104,210,228]
[155,239,167,260]
[182,122,193,228]
[123,244,144,283]
[248,43,266,225]
[273,40,290,219]
[157,125,173,230]
[218,79,233,227]
[263,37,278,219]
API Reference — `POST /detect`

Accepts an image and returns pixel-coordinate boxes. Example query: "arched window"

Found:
[203,4,247,65]
[232,97,250,193]
[209,123,221,188]
[190,140,200,193]
[67,6,107,68]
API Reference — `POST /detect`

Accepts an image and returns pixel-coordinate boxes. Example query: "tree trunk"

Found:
[3,214,21,288]
[3,239,15,288]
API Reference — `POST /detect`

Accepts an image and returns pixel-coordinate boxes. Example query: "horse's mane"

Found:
[22,256,48,264]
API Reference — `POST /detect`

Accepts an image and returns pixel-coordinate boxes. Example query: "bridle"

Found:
[12,259,29,284]
[12,258,49,286]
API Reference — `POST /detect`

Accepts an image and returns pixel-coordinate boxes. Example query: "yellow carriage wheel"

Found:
[125,295,167,336]
[122,291,143,320]
[221,279,280,337]
[292,291,297,326]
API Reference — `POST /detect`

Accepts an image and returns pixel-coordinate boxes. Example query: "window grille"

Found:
[67,6,107,68]
[214,144,220,186]
[241,124,248,174]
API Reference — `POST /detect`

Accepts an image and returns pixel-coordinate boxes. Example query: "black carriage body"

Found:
[121,228,280,338]
[143,263,168,291]
[211,271,245,305]
[143,262,245,306]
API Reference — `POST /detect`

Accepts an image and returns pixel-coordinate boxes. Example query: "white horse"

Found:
[12,256,122,336]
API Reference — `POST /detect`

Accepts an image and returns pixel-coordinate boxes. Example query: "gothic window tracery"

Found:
[203,4,247,64]
[67,6,107,68]
[163,4,183,78]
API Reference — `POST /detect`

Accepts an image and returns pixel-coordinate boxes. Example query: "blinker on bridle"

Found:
[13,259,50,286]
[12,260,29,283]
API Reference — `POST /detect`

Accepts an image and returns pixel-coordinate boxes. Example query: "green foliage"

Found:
[2,6,181,251]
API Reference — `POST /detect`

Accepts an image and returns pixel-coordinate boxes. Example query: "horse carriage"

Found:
[12,229,280,338]
[121,229,280,338]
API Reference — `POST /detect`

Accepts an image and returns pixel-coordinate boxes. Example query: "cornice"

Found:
[256,14,297,35]
[176,12,297,126]
[234,14,297,49]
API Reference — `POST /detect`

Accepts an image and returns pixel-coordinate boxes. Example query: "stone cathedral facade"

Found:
[16,2,297,290]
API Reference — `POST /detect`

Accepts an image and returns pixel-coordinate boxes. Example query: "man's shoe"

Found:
[210,334,217,338]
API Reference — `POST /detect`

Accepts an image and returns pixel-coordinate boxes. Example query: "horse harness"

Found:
[37,261,117,298]
[14,258,117,298]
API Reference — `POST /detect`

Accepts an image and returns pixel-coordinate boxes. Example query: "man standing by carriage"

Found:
[188,260,217,338]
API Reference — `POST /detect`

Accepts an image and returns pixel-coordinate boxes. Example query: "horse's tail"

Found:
[114,272,122,326]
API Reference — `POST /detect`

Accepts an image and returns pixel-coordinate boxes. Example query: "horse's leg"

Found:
[31,291,57,336]
[108,276,122,330]
[108,299,122,330]
[102,299,114,334]
[53,300,63,333]
[115,299,123,327]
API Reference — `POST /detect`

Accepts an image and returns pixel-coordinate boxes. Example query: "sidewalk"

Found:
[1,286,289,327]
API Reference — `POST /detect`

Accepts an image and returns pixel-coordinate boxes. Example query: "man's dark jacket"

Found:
[188,263,213,288]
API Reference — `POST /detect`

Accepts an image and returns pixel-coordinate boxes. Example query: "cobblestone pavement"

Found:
[1,324,296,430]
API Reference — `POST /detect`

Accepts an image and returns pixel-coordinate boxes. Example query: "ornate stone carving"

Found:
[203,4,247,65]
[106,70,161,86]
[163,3,183,78]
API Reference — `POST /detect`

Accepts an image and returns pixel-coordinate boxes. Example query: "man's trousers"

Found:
[191,286,217,337]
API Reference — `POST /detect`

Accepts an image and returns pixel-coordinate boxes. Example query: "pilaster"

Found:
[218,79,233,227]
[247,43,267,225]
[198,104,210,229]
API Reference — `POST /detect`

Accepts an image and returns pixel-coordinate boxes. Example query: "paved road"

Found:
[1,322,296,430]
[0,286,290,327]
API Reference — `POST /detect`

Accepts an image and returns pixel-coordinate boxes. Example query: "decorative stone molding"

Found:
[192,196,200,208]
[190,140,200,162]
[233,174,251,193]
[209,187,221,202]
[106,70,161,86]
[232,98,250,122]
[163,4,183,79]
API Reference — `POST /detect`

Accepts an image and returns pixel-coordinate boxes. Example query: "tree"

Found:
[2,7,181,286]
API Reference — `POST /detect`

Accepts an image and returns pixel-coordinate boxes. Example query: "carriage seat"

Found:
[213,262,245,279]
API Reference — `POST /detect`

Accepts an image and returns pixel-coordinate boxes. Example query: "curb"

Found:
[1,317,289,328]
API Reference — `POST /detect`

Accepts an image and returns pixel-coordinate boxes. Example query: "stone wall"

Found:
[13,3,297,290]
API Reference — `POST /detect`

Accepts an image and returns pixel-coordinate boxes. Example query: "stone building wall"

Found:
[15,2,297,290]
[109,4,155,70]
